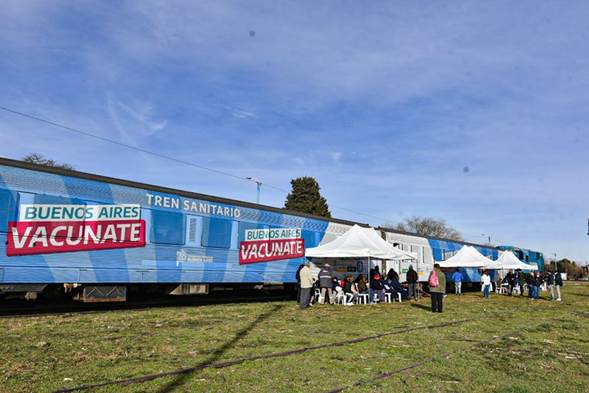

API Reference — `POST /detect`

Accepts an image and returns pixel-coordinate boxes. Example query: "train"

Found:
[0,157,543,302]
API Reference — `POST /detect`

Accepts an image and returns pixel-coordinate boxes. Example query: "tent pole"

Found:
[368,255,371,303]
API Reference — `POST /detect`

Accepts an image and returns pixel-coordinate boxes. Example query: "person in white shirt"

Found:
[481,271,492,299]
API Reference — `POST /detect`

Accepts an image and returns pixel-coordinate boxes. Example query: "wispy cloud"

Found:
[0,1,588,261]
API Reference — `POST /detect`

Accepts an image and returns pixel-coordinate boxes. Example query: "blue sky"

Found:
[1,1,588,262]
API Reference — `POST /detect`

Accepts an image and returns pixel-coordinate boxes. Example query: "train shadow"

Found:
[156,303,285,393]
[410,303,431,311]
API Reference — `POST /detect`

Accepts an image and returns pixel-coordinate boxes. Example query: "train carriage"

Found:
[0,157,543,302]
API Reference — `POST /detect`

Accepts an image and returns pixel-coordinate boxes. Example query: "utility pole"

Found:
[481,234,491,244]
[246,177,262,204]
[553,252,558,272]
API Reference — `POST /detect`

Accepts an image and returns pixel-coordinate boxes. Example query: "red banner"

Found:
[239,238,305,265]
[6,220,146,257]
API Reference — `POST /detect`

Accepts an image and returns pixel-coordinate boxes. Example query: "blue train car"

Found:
[383,229,501,283]
[0,157,545,301]
[0,157,354,300]
[496,245,544,271]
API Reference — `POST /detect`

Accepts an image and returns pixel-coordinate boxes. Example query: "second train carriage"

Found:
[0,157,543,301]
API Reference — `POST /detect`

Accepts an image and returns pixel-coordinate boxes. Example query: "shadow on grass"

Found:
[410,303,431,311]
[156,303,285,393]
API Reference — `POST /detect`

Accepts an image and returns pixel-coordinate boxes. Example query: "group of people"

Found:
[298,261,564,312]
[479,269,564,301]
[297,262,420,309]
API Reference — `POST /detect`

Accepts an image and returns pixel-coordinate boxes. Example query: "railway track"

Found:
[0,292,292,318]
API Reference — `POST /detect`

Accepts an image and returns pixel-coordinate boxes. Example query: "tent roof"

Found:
[305,224,413,260]
[438,245,493,268]
[496,251,539,270]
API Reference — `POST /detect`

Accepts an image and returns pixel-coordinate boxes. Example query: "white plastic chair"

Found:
[334,287,347,305]
[356,294,369,304]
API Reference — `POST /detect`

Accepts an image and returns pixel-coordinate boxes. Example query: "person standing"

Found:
[516,269,524,296]
[428,263,446,313]
[298,262,314,309]
[318,263,335,304]
[406,265,418,300]
[555,271,563,301]
[295,264,304,302]
[481,270,492,299]
[533,271,542,300]
[451,269,463,296]
[505,271,515,296]
[546,270,555,301]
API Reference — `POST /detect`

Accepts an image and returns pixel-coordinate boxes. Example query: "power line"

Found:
[0,105,247,182]
[0,105,392,223]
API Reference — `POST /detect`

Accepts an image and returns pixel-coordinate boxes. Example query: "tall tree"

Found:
[384,216,463,241]
[22,153,74,170]
[284,177,331,218]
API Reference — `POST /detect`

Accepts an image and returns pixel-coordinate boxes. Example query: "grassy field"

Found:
[1,283,588,393]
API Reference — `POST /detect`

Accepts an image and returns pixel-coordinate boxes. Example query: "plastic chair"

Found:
[356,294,369,304]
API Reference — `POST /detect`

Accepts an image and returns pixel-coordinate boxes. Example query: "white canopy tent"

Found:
[305,224,413,260]
[305,225,417,294]
[496,251,539,271]
[438,245,493,268]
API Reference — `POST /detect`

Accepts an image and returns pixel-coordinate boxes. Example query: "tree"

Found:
[22,153,74,170]
[284,177,331,218]
[553,258,585,279]
[384,216,463,241]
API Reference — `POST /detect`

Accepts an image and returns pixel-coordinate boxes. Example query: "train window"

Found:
[238,221,269,242]
[150,209,185,245]
[201,217,232,248]
[0,190,17,232]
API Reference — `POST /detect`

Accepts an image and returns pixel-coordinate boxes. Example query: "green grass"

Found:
[1,283,588,393]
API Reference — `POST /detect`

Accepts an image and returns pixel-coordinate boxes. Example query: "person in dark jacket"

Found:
[385,276,408,300]
[343,275,359,304]
[515,270,524,296]
[531,271,542,299]
[406,265,418,300]
[387,268,399,282]
[526,273,534,298]
[555,271,563,301]
[318,264,335,304]
[370,271,385,303]
[546,270,555,301]
[505,271,515,295]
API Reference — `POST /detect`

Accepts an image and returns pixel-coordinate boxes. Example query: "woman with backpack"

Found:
[428,263,446,313]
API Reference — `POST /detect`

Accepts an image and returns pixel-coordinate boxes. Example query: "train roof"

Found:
[0,156,367,228]
[0,156,541,254]
[377,226,499,250]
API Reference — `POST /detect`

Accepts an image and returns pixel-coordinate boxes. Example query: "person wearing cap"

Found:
[298,261,314,309]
